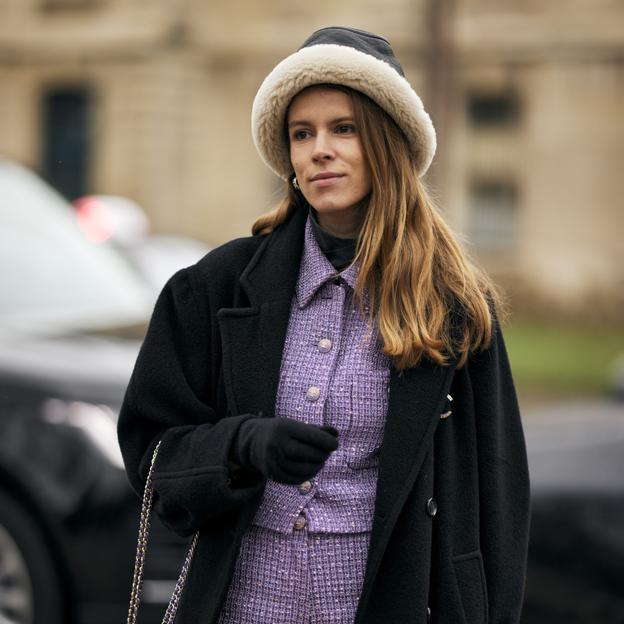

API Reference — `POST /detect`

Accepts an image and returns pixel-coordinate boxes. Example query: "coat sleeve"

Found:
[468,316,531,623]
[117,267,265,537]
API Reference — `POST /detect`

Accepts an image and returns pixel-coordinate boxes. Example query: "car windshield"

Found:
[0,160,152,337]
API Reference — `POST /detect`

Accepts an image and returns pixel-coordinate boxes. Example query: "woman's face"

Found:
[287,86,372,237]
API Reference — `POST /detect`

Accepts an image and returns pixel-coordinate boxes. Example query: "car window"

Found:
[0,160,152,335]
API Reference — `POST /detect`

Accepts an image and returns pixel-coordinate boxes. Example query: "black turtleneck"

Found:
[308,207,357,271]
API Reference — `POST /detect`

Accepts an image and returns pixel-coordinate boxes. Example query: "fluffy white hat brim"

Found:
[251,43,436,180]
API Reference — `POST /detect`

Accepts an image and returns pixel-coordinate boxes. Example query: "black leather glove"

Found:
[231,416,339,484]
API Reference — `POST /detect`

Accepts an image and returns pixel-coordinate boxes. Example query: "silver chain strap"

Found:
[126,440,200,624]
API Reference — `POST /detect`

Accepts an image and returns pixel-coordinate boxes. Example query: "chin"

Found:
[309,195,359,214]
[313,203,348,214]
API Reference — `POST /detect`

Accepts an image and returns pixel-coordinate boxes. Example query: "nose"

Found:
[311,131,334,162]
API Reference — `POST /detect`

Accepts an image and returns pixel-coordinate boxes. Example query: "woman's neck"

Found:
[312,198,367,238]
[308,207,358,271]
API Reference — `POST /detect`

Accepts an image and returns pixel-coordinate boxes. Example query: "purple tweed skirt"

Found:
[217,523,371,624]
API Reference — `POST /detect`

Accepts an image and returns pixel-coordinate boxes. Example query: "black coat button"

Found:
[427,606,431,620]
[426,497,438,517]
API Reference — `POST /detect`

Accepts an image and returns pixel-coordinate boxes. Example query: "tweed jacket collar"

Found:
[296,216,359,309]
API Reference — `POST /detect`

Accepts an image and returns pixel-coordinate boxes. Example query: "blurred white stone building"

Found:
[0,0,622,319]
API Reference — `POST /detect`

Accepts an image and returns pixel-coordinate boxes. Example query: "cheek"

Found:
[290,150,304,176]
[289,145,306,170]
[349,145,370,189]
[356,159,372,193]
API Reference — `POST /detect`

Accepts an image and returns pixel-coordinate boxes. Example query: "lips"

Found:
[310,172,344,182]
[309,173,345,189]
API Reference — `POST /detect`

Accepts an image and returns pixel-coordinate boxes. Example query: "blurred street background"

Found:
[0,1,622,623]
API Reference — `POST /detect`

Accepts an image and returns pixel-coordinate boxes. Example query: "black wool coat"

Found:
[118,205,530,624]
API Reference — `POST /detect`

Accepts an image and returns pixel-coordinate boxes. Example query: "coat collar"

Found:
[217,205,308,421]
[237,205,308,308]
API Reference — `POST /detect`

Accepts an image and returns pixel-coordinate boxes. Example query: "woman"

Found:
[118,26,530,624]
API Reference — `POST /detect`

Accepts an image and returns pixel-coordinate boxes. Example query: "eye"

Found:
[292,129,310,141]
[335,124,355,134]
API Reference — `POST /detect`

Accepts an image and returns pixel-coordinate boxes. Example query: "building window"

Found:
[41,87,92,200]
[467,91,520,128]
[468,180,518,250]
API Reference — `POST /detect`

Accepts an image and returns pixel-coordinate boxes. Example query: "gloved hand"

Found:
[231,416,339,484]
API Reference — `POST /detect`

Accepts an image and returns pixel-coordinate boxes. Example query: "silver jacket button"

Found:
[306,386,321,401]
[318,338,332,353]
[298,480,312,494]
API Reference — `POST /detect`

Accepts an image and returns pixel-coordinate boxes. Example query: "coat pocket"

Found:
[451,549,488,624]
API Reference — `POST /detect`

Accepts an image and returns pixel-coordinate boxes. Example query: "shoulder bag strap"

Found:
[126,440,200,624]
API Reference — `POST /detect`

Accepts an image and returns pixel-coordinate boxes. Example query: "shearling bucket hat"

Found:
[251,26,437,180]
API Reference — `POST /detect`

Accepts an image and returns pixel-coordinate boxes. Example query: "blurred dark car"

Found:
[523,401,624,623]
[0,159,192,624]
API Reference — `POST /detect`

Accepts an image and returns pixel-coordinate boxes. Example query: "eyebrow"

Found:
[287,116,355,128]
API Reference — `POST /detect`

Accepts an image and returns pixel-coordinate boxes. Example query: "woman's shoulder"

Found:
[197,232,266,271]
[182,231,269,295]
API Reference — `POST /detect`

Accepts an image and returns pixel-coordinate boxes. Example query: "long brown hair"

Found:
[253,85,505,370]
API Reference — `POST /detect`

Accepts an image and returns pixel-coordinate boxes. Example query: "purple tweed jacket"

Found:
[252,216,391,534]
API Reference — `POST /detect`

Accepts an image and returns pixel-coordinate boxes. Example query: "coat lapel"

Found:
[364,358,456,579]
[216,206,308,418]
